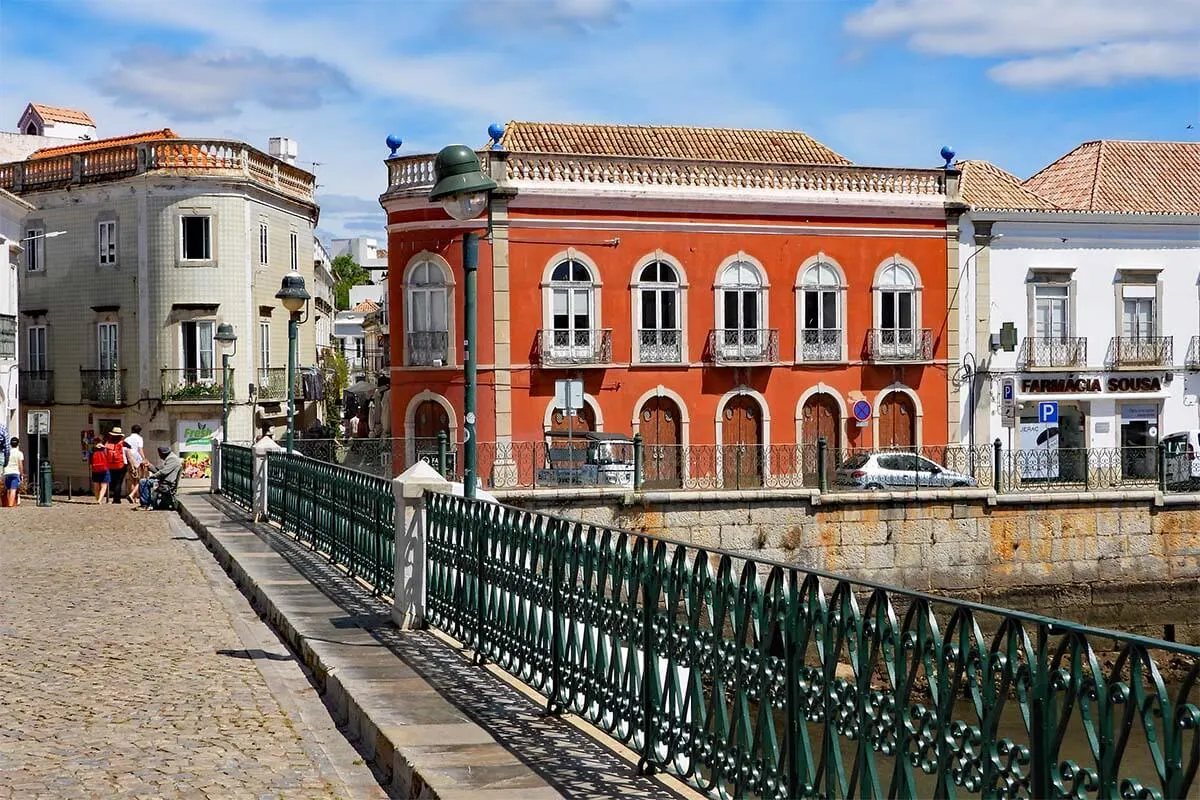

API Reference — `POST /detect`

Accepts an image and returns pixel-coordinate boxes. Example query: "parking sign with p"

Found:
[1038,401,1059,424]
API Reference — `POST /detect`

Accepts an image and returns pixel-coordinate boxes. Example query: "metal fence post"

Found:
[816,436,827,493]
[37,459,52,506]
[1158,442,1167,493]
[993,438,1002,494]
[633,433,643,491]
[437,430,449,478]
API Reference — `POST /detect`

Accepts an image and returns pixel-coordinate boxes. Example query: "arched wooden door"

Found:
[413,399,451,469]
[722,394,763,488]
[640,396,682,489]
[802,393,841,484]
[878,393,916,450]
[550,404,595,434]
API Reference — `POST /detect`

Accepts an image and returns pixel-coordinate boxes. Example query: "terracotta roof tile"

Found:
[29,128,178,159]
[352,299,379,313]
[958,159,1061,211]
[1024,140,1200,214]
[499,121,850,165]
[29,103,95,126]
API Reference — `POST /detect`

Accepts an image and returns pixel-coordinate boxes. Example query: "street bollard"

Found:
[38,459,52,506]
[437,430,449,478]
[993,438,1002,494]
[1158,442,1167,493]
[633,433,643,491]
[816,436,828,493]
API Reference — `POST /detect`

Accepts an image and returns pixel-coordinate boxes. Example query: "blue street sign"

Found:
[1003,382,1014,401]
[852,399,872,422]
[1038,401,1059,424]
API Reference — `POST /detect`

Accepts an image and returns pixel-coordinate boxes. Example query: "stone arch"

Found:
[873,382,924,448]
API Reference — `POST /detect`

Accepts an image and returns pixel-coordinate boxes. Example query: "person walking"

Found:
[90,441,110,503]
[2,437,22,507]
[105,428,128,505]
[123,424,146,503]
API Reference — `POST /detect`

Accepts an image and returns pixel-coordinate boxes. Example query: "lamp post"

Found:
[215,323,237,443]
[275,271,311,454]
[429,145,497,499]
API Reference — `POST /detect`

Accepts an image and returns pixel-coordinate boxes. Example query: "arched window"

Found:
[716,260,766,359]
[636,260,682,363]
[873,259,925,360]
[545,258,600,362]
[405,259,449,366]
[798,260,843,362]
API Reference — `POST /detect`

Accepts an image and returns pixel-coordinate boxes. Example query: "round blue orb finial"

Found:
[386,134,403,158]
[488,122,506,150]
[940,145,956,168]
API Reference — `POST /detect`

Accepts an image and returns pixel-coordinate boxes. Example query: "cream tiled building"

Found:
[0,126,318,485]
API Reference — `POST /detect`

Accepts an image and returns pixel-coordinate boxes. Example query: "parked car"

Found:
[535,431,635,488]
[835,452,979,490]
[1162,430,1200,490]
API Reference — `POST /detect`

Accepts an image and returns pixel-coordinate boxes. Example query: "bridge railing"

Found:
[425,490,1200,800]
[219,443,254,508]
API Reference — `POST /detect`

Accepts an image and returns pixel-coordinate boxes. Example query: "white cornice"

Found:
[385,216,944,238]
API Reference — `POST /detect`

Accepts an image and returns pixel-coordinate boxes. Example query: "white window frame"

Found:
[98,220,117,266]
[25,228,44,272]
[259,320,271,384]
[289,230,298,271]
[1034,284,1070,341]
[872,257,923,358]
[795,255,847,362]
[631,252,686,365]
[180,215,212,261]
[541,251,602,361]
[28,325,46,372]
[259,222,269,264]
[404,257,452,367]
[714,253,768,359]
[97,322,119,371]
[181,320,215,382]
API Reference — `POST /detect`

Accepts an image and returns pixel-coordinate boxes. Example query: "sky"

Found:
[0,0,1196,242]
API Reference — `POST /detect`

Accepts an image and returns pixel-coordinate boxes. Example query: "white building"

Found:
[330,236,386,272]
[17,103,97,141]
[313,237,335,355]
[0,187,34,442]
[958,140,1200,478]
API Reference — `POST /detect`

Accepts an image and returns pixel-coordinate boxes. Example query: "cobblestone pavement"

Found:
[0,500,390,799]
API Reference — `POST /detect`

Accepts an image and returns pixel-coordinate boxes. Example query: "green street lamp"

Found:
[275,270,311,454]
[214,323,237,444]
[430,144,497,499]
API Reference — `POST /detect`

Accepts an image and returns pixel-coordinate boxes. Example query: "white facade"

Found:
[0,188,34,437]
[331,236,386,271]
[959,215,1200,464]
[312,237,335,355]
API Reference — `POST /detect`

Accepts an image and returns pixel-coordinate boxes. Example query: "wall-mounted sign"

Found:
[1020,376,1162,394]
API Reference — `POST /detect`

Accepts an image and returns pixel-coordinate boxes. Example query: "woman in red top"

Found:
[90,442,110,504]
[105,429,128,505]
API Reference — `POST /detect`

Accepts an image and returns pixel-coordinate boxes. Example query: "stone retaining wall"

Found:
[499,489,1200,644]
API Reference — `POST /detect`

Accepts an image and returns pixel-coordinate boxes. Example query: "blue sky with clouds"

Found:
[1,0,1196,240]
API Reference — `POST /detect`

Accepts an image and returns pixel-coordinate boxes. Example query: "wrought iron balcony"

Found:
[1187,336,1200,370]
[797,329,842,362]
[536,329,613,367]
[866,328,933,362]
[637,329,682,364]
[80,368,125,406]
[405,330,449,367]
[0,314,15,360]
[1019,336,1087,369]
[19,370,53,404]
[161,368,226,401]
[1106,336,1172,368]
[705,329,780,365]
[256,367,288,400]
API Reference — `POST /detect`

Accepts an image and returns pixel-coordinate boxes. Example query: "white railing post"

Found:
[252,436,284,521]
[392,461,450,629]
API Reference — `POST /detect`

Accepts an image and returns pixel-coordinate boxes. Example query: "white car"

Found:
[1162,430,1200,490]
[835,452,978,490]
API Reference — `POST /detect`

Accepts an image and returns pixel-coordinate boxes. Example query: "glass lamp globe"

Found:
[442,191,489,221]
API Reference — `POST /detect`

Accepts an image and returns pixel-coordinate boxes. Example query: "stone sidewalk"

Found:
[176,491,699,800]
[0,500,390,799]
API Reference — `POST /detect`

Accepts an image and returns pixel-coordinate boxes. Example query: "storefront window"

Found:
[1120,403,1159,479]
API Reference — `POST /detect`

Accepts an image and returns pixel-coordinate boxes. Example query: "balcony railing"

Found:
[1019,336,1088,369]
[1187,336,1200,369]
[705,329,780,365]
[0,138,315,204]
[256,367,289,400]
[80,368,125,406]
[637,329,682,363]
[161,368,226,401]
[406,330,449,367]
[1107,336,1172,368]
[536,329,613,367]
[866,328,933,362]
[0,314,15,360]
[19,370,52,404]
[797,329,842,362]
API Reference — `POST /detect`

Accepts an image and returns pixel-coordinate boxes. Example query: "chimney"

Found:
[268,137,298,165]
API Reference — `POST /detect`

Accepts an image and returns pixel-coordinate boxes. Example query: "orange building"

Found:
[381,123,965,488]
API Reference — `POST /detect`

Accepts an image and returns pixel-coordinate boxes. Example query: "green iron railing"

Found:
[425,491,1200,800]
[220,443,254,509]
[265,451,394,597]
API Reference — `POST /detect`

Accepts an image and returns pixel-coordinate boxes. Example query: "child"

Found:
[90,442,110,504]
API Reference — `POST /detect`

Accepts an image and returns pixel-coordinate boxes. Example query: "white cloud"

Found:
[462,0,630,33]
[846,0,1200,87]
